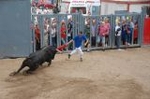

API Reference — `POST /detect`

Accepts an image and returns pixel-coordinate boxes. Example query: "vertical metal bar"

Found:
[49,16,52,46]
[139,14,143,46]
[109,15,113,48]
[39,15,44,48]
[75,14,77,36]
[131,15,134,45]
[77,14,79,32]
[72,14,75,49]
[57,14,60,47]
[65,14,68,51]
[96,16,99,48]
[140,7,147,46]
[89,16,92,49]
[32,15,35,52]
[111,14,115,48]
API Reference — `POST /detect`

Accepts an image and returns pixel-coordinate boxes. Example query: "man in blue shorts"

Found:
[67,31,88,61]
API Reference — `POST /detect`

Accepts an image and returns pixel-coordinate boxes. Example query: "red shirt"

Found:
[61,27,66,39]
[134,28,138,39]
[99,25,108,36]
[35,28,40,40]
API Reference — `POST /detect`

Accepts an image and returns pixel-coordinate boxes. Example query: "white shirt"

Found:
[51,28,56,37]
[115,25,121,36]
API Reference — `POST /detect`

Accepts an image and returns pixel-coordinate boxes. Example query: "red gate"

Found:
[143,17,150,45]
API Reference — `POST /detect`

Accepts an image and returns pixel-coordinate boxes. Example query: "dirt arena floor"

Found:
[0,47,150,99]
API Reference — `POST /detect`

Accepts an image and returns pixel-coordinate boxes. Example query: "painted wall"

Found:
[130,4,150,13]
[0,0,32,58]
[101,2,149,15]
[101,2,127,15]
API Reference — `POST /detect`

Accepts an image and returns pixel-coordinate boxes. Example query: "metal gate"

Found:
[32,13,142,52]
[0,0,31,58]
[32,13,82,52]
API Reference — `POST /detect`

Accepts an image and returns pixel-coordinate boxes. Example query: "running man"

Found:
[67,31,88,61]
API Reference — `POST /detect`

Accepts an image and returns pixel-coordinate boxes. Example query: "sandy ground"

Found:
[0,47,150,99]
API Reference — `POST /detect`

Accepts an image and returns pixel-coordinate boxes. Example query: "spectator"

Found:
[121,20,128,46]
[115,22,122,50]
[60,21,67,45]
[129,18,135,44]
[84,18,90,51]
[133,21,138,44]
[126,24,132,46]
[91,19,97,47]
[43,7,51,14]
[44,18,50,46]
[98,21,108,51]
[104,17,111,47]
[50,24,57,46]
[34,24,41,51]
[67,17,73,50]
[84,18,90,39]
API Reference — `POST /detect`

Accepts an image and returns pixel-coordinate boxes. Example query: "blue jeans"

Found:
[52,37,57,46]
[115,36,121,49]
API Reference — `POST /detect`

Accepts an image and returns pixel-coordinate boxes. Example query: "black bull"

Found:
[10,46,58,76]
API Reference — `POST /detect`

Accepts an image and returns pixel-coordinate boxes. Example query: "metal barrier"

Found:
[112,13,142,48]
[32,13,142,52]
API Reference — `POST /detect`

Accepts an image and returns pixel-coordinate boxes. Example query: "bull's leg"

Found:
[47,60,52,66]
[9,60,28,76]
[16,64,26,74]
[26,64,39,74]
[25,69,33,74]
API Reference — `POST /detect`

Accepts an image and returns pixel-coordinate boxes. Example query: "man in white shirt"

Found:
[115,22,122,50]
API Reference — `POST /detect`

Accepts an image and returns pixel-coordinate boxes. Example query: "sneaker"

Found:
[68,54,71,59]
[117,49,121,51]
[102,48,105,51]
[87,48,90,52]
[117,49,124,51]
[80,58,83,62]
[127,43,131,46]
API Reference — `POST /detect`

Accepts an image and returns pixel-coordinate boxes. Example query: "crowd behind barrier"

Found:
[32,13,141,52]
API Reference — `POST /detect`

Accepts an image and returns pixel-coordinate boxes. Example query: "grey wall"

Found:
[0,0,32,58]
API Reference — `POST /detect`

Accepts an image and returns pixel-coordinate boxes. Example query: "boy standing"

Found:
[115,22,122,50]
[67,31,88,61]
